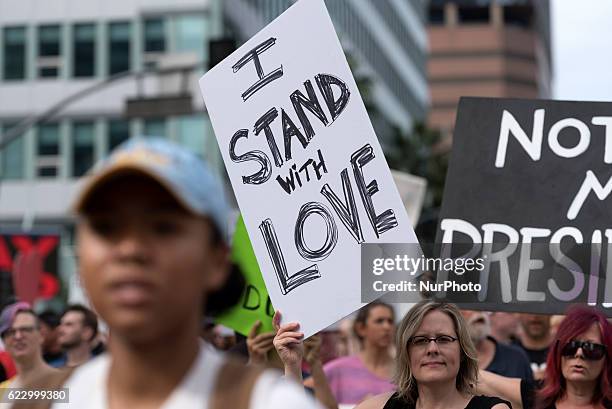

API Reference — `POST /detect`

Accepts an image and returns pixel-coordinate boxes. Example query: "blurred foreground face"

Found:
[3,312,42,360]
[519,313,551,340]
[77,175,226,343]
[409,310,460,384]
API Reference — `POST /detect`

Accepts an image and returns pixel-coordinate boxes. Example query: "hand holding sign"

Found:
[272,310,304,382]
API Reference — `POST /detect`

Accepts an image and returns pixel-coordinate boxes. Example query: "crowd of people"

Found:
[0,138,611,409]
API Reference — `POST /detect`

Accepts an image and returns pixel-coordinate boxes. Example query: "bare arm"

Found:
[477,370,523,409]
[308,360,338,409]
[303,335,338,409]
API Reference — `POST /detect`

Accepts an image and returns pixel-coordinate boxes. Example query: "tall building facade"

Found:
[427,0,552,136]
[225,0,430,146]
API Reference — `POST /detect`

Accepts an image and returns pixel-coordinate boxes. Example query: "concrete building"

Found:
[427,0,552,136]
[0,0,429,307]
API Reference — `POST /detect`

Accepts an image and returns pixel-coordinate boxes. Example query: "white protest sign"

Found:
[391,170,427,226]
[199,0,419,336]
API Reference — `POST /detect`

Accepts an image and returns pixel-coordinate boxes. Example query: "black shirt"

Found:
[486,336,534,381]
[382,393,511,409]
[512,339,549,374]
[0,363,6,383]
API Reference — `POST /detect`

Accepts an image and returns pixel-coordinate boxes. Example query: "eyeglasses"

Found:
[409,335,458,348]
[1,326,37,340]
[561,340,607,361]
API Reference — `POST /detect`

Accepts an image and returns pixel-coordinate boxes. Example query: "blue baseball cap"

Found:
[73,137,228,240]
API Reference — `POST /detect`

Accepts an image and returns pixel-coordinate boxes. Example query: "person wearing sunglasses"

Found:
[477,305,612,409]
[355,300,510,409]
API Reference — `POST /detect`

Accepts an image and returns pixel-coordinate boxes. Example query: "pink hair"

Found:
[537,306,612,408]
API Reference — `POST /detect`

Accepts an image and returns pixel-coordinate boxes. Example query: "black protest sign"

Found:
[436,97,612,315]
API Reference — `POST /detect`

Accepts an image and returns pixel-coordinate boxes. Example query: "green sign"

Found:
[216,216,274,335]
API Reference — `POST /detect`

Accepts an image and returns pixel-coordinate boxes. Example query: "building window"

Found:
[108,119,130,151]
[38,25,62,78]
[458,6,490,24]
[143,118,166,138]
[1,123,25,179]
[3,27,27,80]
[37,123,61,177]
[73,23,96,78]
[428,6,445,25]
[144,18,165,52]
[173,15,208,60]
[504,5,533,28]
[72,121,95,177]
[177,115,205,157]
[143,18,165,68]
[108,22,131,75]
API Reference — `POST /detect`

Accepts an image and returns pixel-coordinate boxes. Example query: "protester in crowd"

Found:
[514,313,552,380]
[0,302,59,397]
[477,306,612,409]
[245,317,337,409]
[17,137,320,408]
[57,304,99,367]
[356,300,510,409]
[37,309,64,367]
[212,325,238,351]
[317,301,396,405]
[490,312,520,344]
[271,312,337,409]
[462,310,533,380]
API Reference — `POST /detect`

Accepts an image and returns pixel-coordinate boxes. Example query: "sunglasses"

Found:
[561,340,607,361]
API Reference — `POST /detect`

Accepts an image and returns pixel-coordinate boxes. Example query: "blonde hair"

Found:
[393,300,479,404]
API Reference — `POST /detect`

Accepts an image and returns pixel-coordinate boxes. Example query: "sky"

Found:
[552,0,612,101]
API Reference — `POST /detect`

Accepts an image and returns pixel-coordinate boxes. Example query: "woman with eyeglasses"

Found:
[355,300,510,409]
[477,306,612,409]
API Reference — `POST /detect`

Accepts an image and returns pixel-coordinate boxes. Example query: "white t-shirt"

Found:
[51,344,320,409]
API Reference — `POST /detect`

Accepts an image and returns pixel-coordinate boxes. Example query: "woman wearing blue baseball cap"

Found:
[13,138,321,409]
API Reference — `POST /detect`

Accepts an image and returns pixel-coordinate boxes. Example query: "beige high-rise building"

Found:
[427,0,552,138]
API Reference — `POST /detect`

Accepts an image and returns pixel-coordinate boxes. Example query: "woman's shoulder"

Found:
[353,391,397,409]
[467,395,512,409]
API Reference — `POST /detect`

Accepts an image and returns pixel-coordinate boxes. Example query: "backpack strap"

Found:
[11,368,76,409]
[210,357,266,409]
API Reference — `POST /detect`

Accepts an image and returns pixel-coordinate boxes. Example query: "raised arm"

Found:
[272,311,304,383]
[303,334,338,409]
